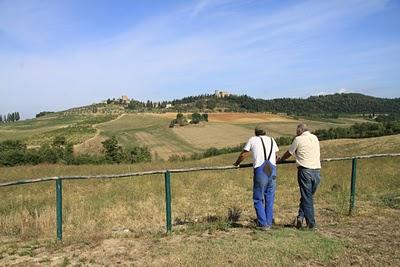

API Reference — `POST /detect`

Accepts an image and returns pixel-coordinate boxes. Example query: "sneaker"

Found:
[256,225,271,231]
[295,217,303,229]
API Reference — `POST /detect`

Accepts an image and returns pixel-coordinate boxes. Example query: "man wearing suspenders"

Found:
[234,125,279,230]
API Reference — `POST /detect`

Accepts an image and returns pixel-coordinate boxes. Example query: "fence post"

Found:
[349,158,357,215]
[56,178,63,240]
[164,171,172,234]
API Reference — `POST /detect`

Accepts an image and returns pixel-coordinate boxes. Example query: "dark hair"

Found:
[255,129,266,136]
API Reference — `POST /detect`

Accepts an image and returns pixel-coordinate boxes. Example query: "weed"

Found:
[227,206,242,223]
[61,256,70,267]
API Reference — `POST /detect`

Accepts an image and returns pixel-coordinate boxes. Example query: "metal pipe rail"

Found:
[1,153,399,240]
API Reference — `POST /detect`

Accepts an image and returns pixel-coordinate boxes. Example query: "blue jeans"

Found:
[253,162,276,226]
[297,167,321,227]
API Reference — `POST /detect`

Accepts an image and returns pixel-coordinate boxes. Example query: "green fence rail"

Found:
[1,153,399,240]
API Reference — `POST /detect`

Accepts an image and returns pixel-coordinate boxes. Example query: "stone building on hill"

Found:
[121,95,130,105]
[214,90,231,98]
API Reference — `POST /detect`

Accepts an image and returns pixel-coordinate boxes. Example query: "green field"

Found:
[0,134,399,265]
[0,114,117,146]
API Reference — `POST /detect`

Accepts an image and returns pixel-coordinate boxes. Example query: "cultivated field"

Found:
[96,112,369,159]
[0,135,399,265]
[0,114,116,146]
[0,112,372,160]
[96,114,198,160]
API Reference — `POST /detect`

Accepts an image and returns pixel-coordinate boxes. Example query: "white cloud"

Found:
[0,0,397,118]
[314,88,353,96]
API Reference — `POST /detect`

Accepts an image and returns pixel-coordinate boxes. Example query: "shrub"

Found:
[127,146,151,163]
[102,136,124,163]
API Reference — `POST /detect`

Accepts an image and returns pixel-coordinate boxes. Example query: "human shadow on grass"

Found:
[173,207,246,228]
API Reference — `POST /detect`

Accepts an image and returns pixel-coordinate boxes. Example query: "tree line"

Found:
[169,93,400,115]
[0,112,20,123]
[0,136,151,167]
[314,115,400,140]
[90,93,400,116]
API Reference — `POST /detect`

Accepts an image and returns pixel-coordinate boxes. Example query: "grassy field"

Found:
[0,114,117,146]
[95,112,370,160]
[96,114,198,160]
[0,135,399,265]
[0,112,372,160]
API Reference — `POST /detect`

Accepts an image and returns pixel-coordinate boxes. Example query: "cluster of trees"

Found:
[101,136,151,164]
[314,118,400,140]
[0,136,151,167]
[0,112,21,123]
[36,111,54,118]
[0,137,74,166]
[169,113,208,128]
[126,99,171,111]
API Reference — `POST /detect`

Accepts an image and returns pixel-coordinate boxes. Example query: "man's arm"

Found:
[233,150,251,166]
[277,136,297,163]
[277,150,292,163]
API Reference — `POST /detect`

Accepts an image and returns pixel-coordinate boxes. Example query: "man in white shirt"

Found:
[234,125,279,230]
[278,123,321,229]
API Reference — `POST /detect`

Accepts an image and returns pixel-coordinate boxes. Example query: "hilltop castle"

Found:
[214,90,231,98]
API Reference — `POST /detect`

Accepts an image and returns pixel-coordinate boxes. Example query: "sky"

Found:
[0,0,399,119]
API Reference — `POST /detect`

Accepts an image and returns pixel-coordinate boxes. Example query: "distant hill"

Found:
[46,92,399,117]
[168,93,400,115]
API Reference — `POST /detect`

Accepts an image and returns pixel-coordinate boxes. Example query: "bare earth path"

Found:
[73,114,126,155]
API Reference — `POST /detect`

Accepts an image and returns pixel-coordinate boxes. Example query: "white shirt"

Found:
[289,131,321,169]
[244,136,279,168]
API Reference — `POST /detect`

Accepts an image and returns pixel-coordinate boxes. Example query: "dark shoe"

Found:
[307,224,318,231]
[295,217,303,229]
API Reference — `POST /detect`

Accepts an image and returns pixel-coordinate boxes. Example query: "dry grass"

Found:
[208,112,295,123]
[172,122,252,149]
[135,132,188,160]
[0,133,399,265]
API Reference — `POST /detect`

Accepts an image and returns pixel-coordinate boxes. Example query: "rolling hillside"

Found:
[0,110,382,161]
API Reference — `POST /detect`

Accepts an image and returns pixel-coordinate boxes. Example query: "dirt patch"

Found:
[73,114,126,155]
[135,132,188,160]
[150,112,295,123]
[73,133,106,155]
[322,207,400,266]
[172,123,252,149]
[1,205,399,266]
[208,113,295,123]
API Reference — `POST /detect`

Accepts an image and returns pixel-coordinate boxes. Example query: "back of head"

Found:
[296,123,309,136]
[255,125,267,136]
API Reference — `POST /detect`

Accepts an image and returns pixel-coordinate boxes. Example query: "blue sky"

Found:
[0,0,399,118]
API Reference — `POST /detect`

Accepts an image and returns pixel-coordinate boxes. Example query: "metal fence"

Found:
[1,153,399,241]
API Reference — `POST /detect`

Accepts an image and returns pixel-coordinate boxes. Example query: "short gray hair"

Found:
[297,123,309,132]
